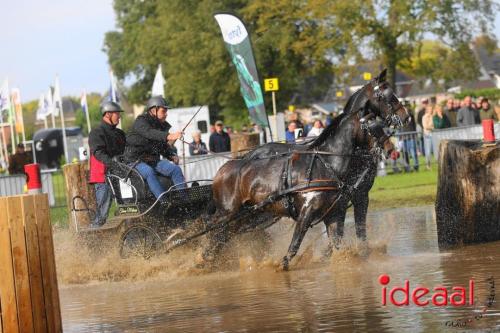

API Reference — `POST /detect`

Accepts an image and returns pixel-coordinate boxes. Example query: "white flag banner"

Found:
[151,64,166,97]
[0,78,11,112]
[36,93,47,121]
[53,76,62,117]
[45,88,54,116]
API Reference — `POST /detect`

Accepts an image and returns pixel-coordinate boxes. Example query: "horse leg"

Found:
[280,204,316,271]
[323,204,347,257]
[353,193,368,241]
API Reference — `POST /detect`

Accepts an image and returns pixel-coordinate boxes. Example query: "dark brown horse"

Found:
[205,70,408,270]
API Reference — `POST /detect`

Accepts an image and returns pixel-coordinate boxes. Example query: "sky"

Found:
[1,1,499,103]
[1,0,116,102]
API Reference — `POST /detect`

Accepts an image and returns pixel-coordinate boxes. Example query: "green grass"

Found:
[370,164,438,209]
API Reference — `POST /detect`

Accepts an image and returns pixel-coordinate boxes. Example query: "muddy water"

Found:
[58,206,500,332]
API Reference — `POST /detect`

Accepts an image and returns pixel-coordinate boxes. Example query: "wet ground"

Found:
[58,206,500,332]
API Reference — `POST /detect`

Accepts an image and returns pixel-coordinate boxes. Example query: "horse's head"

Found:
[365,69,410,128]
[356,116,395,160]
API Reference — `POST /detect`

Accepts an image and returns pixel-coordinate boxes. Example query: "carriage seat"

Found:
[107,156,174,206]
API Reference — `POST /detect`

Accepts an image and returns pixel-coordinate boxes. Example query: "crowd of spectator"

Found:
[390,95,498,173]
[280,95,498,175]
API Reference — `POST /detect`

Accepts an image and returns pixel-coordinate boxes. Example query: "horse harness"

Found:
[250,112,388,223]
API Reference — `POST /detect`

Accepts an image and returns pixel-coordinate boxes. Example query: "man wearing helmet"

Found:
[88,101,126,227]
[124,96,185,199]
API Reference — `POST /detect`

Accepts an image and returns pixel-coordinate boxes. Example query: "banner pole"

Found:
[84,89,92,133]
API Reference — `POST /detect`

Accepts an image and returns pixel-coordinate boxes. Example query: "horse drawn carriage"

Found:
[72,69,409,269]
[73,157,215,259]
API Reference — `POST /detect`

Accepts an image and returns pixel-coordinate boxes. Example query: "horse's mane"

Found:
[310,84,368,148]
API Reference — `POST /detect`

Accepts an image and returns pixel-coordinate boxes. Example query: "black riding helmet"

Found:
[146,96,170,111]
[100,101,124,116]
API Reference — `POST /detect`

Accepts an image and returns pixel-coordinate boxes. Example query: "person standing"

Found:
[307,120,324,137]
[209,120,231,153]
[444,98,457,127]
[478,98,498,122]
[457,96,480,126]
[88,101,126,227]
[422,104,435,170]
[432,105,451,129]
[189,130,208,155]
[8,144,32,174]
[400,104,419,172]
[285,121,298,143]
[124,96,185,199]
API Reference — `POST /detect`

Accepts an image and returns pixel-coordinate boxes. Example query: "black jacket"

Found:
[189,141,208,155]
[88,121,126,167]
[124,112,176,164]
[209,131,231,153]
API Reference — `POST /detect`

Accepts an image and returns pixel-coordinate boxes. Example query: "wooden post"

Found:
[63,162,96,230]
[435,140,500,247]
[0,194,62,333]
[230,133,260,158]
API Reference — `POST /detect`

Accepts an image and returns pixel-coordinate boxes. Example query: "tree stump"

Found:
[230,133,260,158]
[62,162,96,231]
[435,140,500,247]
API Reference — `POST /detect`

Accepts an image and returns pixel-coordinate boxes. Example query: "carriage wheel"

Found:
[119,225,164,259]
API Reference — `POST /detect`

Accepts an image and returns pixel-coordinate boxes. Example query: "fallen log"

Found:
[435,140,500,247]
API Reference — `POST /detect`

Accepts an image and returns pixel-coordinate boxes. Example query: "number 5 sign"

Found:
[264,78,279,92]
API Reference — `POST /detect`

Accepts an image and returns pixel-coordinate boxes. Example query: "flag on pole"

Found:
[53,75,68,163]
[214,13,270,129]
[53,77,63,117]
[0,79,11,123]
[81,90,92,132]
[44,88,54,116]
[151,64,166,97]
[109,70,120,103]
[36,93,47,121]
[81,91,88,115]
[11,88,26,143]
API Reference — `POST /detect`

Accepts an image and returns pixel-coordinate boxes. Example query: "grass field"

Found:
[370,165,437,209]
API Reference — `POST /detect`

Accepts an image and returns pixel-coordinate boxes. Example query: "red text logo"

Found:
[379,274,474,307]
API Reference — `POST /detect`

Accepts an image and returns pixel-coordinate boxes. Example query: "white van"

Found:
[166,105,211,156]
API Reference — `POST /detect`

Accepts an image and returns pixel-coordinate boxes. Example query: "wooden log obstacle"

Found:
[435,140,500,247]
[0,194,62,333]
[63,162,96,231]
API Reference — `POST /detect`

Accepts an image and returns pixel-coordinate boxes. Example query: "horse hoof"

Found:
[278,257,289,271]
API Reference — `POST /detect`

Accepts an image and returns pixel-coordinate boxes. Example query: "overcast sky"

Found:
[1,1,499,103]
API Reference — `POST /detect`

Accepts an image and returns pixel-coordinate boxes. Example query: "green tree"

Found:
[399,40,480,88]
[104,0,335,127]
[324,0,497,87]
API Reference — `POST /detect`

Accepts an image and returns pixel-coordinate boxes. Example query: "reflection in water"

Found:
[59,206,500,332]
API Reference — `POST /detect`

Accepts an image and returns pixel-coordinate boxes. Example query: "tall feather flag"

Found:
[36,93,47,122]
[81,90,91,132]
[214,13,270,132]
[45,87,57,128]
[0,79,12,158]
[11,88,25,144]
[0,78,16,152]
[53,75,68,162]
[0,79,11,122]
[151,64,166,97]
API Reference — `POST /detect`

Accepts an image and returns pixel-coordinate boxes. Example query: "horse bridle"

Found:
[373,83,407,129]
